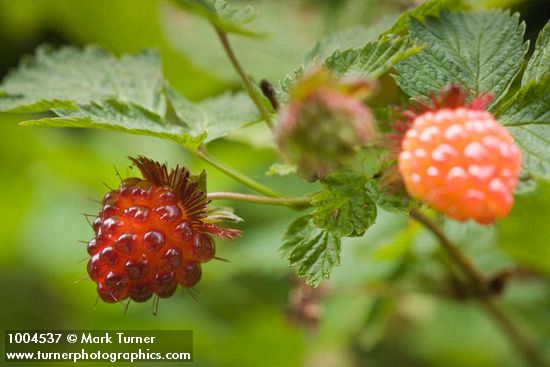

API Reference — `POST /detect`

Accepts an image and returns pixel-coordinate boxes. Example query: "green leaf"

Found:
[166,86,260,143]
[20,100,205,148]
[172,0,261,37]
[279,35,419,98]
[498,180,550,276]
[325,35,422,79]
[522,20,550,85]
[497,77,550,127]
[395,11,528,107]
[496,76,550,179]
[281,216,341,287]
[304,14,400,64]
[311,171,377,237]
[367,179,417,215]
[6,46,260,148]
[383,0,468,35]
[0,46,165,114]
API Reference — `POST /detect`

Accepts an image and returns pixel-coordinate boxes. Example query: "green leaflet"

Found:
[0,46,262,149]
[522,20,550,85]
[20,100,205,148]
[0,45,165,114]
[281,216,341,287]
[325,36,422,79]
[279,35,420,98]
[366,179,417,216]
[165,86,260,144]
[383,0,468,35]
[395,10,528,108]
[496,76,550,179]
[311,171,377,237]
[304,14,399,64]
[172,0,261,37]
[497,76,550,127]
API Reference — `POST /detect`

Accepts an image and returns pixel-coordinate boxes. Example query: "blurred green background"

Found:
[0,0,549,366]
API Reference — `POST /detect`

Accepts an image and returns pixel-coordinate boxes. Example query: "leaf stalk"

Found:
[193,147,280,198]
[215,27,274,129]
[207,191,311,208]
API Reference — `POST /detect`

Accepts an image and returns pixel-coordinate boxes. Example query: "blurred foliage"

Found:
[0,0,549,366]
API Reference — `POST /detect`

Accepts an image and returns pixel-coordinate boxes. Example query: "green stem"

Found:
[215,27,274,129]
[207,191,311,208]
[193,147,280,197]
[410,208,548,367]
[410,208,487,295]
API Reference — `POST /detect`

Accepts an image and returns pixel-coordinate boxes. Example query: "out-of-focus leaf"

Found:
[0,46,165,114]
[395,11,528,108]
[172,0,261,37]
[498,180,550,276]
[522,20,550,85]
[383,0,468,35]
[281,216,341,287]
[496,76,550,179]
[304,14,399,64]
[164,1,323,83]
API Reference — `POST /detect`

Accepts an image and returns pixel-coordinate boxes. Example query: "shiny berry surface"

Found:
[398,108,522,224]
[87,178,213,303]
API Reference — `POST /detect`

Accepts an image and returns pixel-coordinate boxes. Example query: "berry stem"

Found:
[410,208,548,367]
[207,192,311,208]
[215,27,274,129]
[193,147,280,198]
[410,209,486,291]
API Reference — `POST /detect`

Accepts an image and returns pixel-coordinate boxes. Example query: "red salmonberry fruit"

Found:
[398,106,522,224]
[87,156,241,304]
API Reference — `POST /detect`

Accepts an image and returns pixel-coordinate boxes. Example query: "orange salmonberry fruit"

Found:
[398,106,522,224]
[87,156,240,304]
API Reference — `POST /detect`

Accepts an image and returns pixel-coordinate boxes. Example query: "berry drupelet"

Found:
[87,156,240,304]
[391,86,522,224]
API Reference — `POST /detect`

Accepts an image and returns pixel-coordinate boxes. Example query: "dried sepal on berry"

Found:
[386,86,522,224]
[86,156,240,305]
